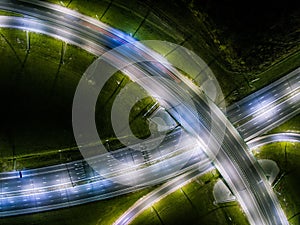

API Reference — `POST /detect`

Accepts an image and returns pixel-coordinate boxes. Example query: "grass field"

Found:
[268,115,300,134]
[44,0,300,106]
[0,10,22,17]
[0,28,154,171]
[254,142,300,224]
[130,170,249,225]
[0,2,299,224]
[0,28,88,170]
[130,140,300,225]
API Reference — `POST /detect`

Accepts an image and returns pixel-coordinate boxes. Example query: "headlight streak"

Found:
[0,1,296,223]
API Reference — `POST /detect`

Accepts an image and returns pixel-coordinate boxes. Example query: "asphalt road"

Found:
[0,1,297,224]
[228,68,300,141]
[114,132,300,225]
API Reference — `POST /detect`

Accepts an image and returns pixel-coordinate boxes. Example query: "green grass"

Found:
[0,2,298,225]
[62,43,96,75]
[44,0,243,104]
[15,148,82,170]
[0,28,156,171]
[68,0,109,18]
[185,0,300,72]
[134,12,182,43]
[0,29,83,170]
[66,0,177,42]
[268,114,300,134]
[254,50,300,87]
[131,170,249,225]
[131,140,300,225]
[0,10,23,17]
[0,28,27,65]
[0,187,154,225]
[254,142,300,224]
[42,0,300,107]
[95,72,155,148]
[0,29,81,151]
[101,4,143,35]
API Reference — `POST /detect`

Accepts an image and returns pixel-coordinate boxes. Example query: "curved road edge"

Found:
[114,132,300,225]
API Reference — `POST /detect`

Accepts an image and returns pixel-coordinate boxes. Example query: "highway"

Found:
[0,129,208,217]
[114,132,300,225]
[93,41,289,224]
[247,133,300,149]
[0,1,297,224]
[228,68,300,141]
[0,14,298,143]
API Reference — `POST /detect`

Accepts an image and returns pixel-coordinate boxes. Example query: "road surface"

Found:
[114,132,300,225]
[0,1,296,224]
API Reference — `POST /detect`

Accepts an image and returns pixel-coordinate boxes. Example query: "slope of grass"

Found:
[255,142,300,224]
[131,170,249,225]
[268,115,300,134]
[0,28,154,171]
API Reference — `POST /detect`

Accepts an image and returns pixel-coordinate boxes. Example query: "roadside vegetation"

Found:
[0,187,154,225]
[181,0,300,72]
[0,10,23,17]
[131,170,249,225]
[268,115,300,134]
[0,1,299,225]
[46,0,300,106]
[0,28,154,171]
[130,140,300,225]
[254,142,300,224]
[0,28,91,171]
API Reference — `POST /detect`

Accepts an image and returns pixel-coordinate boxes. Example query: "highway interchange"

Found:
[228,68,300,141]
[0,1,299,224]
[114,132,300,225]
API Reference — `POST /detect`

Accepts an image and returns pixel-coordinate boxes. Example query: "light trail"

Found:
[114,132,300,225]
[0,1,298,224]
